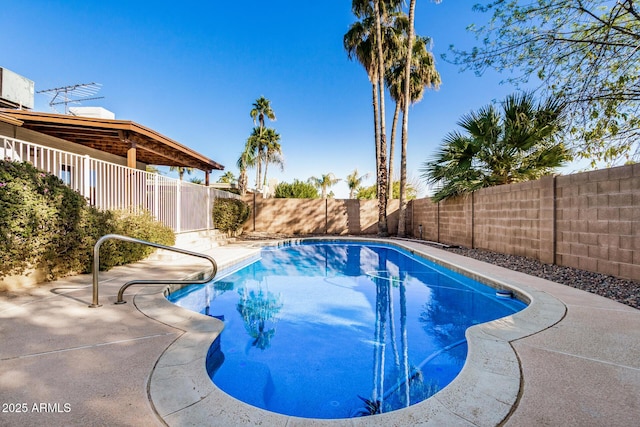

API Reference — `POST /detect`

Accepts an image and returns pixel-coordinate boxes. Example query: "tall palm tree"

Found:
[236,146,255,196]
[344,6,381,191]
[261,128,284,190]
[397,36,441,235]
[386,35,440,203]
[346,169,370,199]
[373,0,390,235]
[398,0,442,236]
[421,92,571,202]
[249,96,276,190]
[308,173,341,199]
[245,128,263,190]
[346,0,403,236]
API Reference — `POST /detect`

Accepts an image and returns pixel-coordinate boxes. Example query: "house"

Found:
[0,68,232,234]
[0,108,224,182]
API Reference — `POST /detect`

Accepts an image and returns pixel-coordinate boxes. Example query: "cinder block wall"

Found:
[555,165,639,279]
[242,196,399,235]
[469,176,555,263]
[437,195,473,247]
[408,198,438,241]
[407,164,638,281]
[239,164,638,281]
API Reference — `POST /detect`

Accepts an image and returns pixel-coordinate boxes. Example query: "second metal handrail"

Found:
[90,234,217,307]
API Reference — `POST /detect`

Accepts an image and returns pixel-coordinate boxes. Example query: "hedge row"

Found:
[0,160,175,281]
[212,198,250,236]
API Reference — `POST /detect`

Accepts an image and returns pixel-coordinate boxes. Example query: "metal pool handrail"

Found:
[90,233,218,307]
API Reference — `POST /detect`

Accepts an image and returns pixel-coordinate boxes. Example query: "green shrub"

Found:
[96,209,175,270]
[0,160,91,279]
[0,160,175,280]
[213,198,250,236]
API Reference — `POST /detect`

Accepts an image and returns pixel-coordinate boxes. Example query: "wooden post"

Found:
[126,143,137,169]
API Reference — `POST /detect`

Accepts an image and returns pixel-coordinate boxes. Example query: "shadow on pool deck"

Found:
[0,239,638,426]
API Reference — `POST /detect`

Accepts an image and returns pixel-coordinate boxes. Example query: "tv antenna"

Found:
[37,82,104,114]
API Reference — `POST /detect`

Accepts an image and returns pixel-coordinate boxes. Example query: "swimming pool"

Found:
[168,241,526,419]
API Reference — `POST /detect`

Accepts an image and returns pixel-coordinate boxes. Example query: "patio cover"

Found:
[0,111,24,126]
[0,109,224,174]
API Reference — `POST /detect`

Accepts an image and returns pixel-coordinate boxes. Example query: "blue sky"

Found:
[3,1,561,198]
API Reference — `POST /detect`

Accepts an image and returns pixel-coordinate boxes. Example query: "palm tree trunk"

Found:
[255,161,260,190]
[239,169,247,195]
[398,0,416,237]
[389,101,401,201]
[371,79,381,198]
[374,0,388,236]
[257,151,263,190]
[263,160,269,190]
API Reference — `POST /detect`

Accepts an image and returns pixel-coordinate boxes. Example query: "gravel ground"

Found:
[444,246,639,310]
[237,232,639,310]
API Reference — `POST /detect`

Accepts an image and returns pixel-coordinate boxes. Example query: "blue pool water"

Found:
[168,241,526,419]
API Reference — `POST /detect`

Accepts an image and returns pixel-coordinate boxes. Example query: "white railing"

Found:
[1,135,239,233]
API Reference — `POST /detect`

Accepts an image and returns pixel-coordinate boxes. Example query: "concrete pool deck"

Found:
[1,238,638,426]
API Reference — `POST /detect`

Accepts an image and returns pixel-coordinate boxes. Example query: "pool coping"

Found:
[135,237,567,426]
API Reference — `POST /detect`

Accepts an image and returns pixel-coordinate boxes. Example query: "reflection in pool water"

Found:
[169,241,526,419]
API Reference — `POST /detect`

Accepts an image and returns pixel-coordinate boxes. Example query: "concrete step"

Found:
[147,230,231,261]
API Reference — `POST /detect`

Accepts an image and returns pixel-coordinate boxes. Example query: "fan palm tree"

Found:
[236,146,255,195]
[344,7,381,188]
[249,96,276,190]
[169,166,194,181]
[217,171,236,184]
[345,0,403,236]
[398,0,442,236]
[245,127,266,190]
[386,35,441,203]
[421,92,571,202]
[344,2,404,192]
[261,128,284,189]
[250,96,276,130]
[145,165,162,174]
[372,0,391,235]
[308,173,341,199]
[346,169,370,199]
